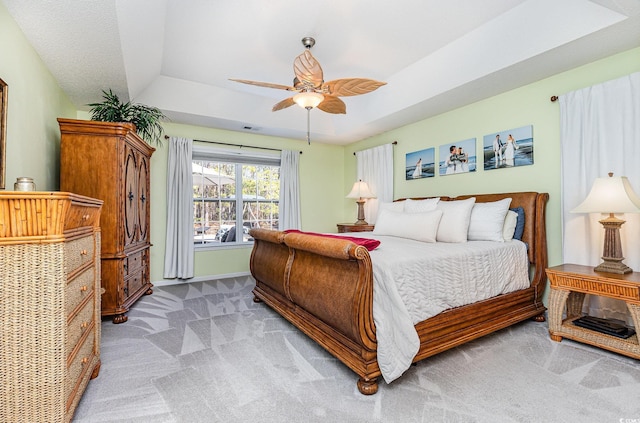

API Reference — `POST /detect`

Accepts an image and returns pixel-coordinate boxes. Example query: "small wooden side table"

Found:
[546,263,640,359]
[337,223,375,233]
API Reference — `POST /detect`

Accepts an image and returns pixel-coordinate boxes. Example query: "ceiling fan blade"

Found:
[317,95,346,114]
[293,50,323,88]
[272,97,296,112]
[229,79,295,91]
[323,78,386,97]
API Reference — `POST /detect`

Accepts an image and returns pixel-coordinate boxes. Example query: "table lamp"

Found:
[571,172,640,274]
[346,180,376,225]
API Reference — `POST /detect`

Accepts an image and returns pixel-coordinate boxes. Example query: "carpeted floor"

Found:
[74,276,640,422]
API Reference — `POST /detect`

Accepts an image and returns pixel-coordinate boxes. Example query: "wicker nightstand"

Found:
[546,264,640,359]
[337,223,374,233]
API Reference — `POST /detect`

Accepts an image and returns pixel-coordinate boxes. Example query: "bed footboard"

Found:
[249,228,381,393]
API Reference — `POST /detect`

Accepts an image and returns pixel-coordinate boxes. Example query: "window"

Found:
[192,147,280,247]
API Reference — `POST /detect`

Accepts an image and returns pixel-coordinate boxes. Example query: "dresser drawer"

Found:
[66,330,95,402]
[66,297,94,355]
[66,267,94,316]
[64,235,95,275]
[63,203,101,232]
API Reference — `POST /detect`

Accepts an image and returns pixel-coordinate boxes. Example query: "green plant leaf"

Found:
[87,89,166,145]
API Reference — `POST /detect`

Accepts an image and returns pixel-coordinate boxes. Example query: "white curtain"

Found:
[560,72,640,322]
[164,137,195,279]
[278,149,301,230]
[355,143,394,224]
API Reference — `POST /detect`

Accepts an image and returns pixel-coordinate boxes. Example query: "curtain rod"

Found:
[550,95,559,102]
[164,135,302,154]
[353,141,397,155]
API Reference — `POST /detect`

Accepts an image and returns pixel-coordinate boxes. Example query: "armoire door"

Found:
[123,144,138,247]
[136,153,150,243]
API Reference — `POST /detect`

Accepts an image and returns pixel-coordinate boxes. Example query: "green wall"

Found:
[0,3,76,190]
[344,47,640,279]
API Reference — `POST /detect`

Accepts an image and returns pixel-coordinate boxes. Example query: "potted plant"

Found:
[88,89,166,145]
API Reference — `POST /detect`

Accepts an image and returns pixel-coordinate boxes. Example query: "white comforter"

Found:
[340,233,530,384]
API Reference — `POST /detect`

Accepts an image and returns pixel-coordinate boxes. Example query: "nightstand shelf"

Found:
[546,264,640,359]
[337,223,374,233]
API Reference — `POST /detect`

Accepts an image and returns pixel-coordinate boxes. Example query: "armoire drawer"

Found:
[124,250,143,277]
[124,270,145,299]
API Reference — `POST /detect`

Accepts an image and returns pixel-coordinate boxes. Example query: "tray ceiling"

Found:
[3,0,640,144]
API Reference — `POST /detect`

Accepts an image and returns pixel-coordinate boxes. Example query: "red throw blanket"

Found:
[284,229,380,251]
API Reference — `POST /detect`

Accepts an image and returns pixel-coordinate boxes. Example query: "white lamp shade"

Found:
[346,180,376,199]
[293,91,324,109]
[571,174,640,214]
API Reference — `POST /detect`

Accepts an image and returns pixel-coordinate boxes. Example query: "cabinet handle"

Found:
[80,285,88,293]
[82,357,89,365]
[81,321,89,330]
[83,214,90,220]
[140,193,146,203]
[80,249,88,256]
[128,190,134,202]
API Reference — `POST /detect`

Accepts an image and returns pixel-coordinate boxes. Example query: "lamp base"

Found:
[354,199,369,226]
[594,260,632,275]
[593,214,633,274]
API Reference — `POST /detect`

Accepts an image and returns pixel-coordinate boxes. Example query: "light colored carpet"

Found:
[74,277,640,422]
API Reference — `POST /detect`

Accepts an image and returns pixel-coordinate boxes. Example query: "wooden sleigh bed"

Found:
[249,192,549,394]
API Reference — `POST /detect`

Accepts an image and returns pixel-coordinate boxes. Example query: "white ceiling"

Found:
[3,0,640,145]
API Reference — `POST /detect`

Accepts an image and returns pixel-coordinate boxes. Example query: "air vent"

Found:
[242,126,260,131]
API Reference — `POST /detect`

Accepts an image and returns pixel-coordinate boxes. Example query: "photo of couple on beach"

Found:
[483,125,534,170]
[438,138,476,176]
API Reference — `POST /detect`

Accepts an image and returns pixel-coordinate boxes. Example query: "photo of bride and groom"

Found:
[438,138,476,176]
[483,125,534,170]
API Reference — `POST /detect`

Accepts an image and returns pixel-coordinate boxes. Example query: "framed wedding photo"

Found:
[405,147,435,180]
[483,125,534,171]
[439,138,476,176]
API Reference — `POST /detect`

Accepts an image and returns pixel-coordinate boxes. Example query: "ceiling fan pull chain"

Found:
[306,107,311,145]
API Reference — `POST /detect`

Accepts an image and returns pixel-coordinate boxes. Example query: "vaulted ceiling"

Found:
[3,0,640,144]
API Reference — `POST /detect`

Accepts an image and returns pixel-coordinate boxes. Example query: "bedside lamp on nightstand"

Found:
[346,180,376,225]
[571,172,640,274]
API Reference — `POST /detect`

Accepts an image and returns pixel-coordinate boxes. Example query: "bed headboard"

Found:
[399,192,549,292]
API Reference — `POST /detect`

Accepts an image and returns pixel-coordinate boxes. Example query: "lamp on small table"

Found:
[346,180,376,225]
[571,172,640,274]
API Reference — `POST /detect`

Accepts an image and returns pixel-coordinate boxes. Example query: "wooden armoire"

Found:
[59,118,155,323]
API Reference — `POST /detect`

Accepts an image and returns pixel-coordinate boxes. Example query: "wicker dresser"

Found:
[0,192,103,423]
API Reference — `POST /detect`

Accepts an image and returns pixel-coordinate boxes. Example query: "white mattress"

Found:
[339,233,530,384]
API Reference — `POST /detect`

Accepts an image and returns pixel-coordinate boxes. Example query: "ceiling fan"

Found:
[230,37,386,143]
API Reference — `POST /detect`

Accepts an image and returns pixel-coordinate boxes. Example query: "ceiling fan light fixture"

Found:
[293,91,324,109]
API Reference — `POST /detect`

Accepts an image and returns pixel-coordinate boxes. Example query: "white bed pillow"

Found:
[378,201,405,213]
[403,197,440,213]
[503,210,518,241]
[435,197,476,242]
[467,198,513,242]
[373,209,443,243]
